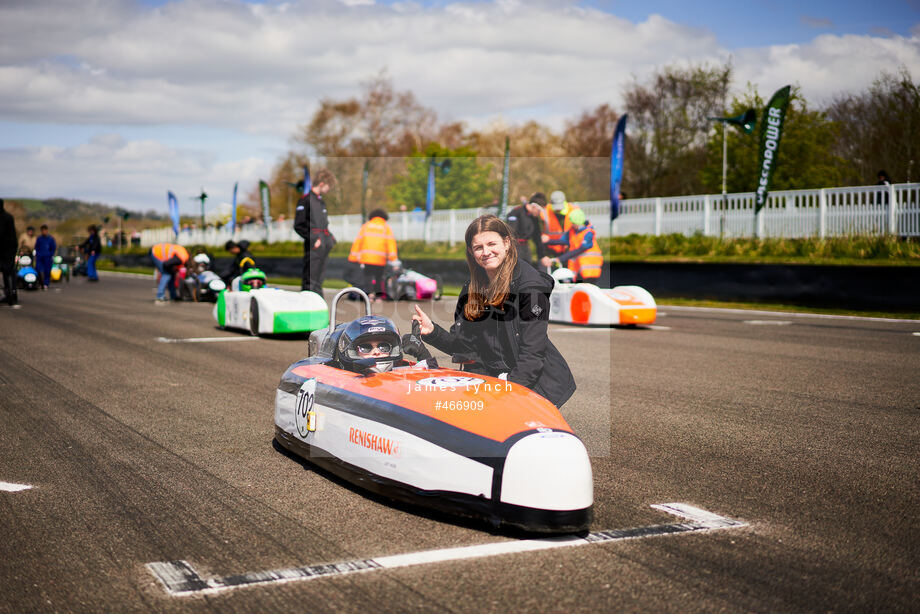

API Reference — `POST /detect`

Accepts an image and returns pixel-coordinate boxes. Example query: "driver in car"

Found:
[338,316,403,374]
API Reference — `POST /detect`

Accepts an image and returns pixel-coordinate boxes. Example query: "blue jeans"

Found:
[36,255,53,286]
[151,254,175,299]
[87,253,99,281]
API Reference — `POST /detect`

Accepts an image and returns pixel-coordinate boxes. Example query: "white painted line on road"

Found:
[155,336,261,344]
[647,325,672,331]
[0,481,33,492]
[661,304,918,324]
[147,502,746,597]
[744,320,792,326]
[913,332,920,336]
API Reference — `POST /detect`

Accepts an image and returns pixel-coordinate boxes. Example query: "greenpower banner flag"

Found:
[259,180,272,241]
[755,85,791,214]
[498,136,510,219]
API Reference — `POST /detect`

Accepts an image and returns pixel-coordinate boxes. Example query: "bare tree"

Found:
[624,63,732,197]
[826,67,920,184]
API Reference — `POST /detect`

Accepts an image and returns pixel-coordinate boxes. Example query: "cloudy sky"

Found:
[1,0,918,214]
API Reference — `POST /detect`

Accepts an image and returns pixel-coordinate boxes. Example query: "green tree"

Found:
[387,143,495,211]
[700,86,846,193]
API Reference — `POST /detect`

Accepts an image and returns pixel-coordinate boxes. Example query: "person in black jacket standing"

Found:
[0,199,17,305]
[81,225,101,282]
[412,215,576,408]
[293,168,337,292]
[507,192,552,269]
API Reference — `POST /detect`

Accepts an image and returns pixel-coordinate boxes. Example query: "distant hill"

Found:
[4,197,166,245]
[9,198,165,223]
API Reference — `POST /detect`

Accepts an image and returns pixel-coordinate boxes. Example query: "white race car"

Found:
[548,268,657,326]
[214,268,329,335]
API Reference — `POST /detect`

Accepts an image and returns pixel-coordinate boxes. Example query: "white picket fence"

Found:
[140,182,920,247]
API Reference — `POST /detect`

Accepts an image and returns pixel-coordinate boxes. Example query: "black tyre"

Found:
[249,297,260,336]
[434,274,444,300]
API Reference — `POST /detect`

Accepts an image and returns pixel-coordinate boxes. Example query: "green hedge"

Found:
[115,234,920,265]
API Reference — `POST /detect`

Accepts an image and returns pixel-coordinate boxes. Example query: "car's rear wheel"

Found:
[249,297,260,335]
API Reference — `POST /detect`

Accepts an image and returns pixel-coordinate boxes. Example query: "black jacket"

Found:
[506,205,546,262]
[423,261,576,408]
[82,233,101,255]
[0,204,16,264]
[294,191,336,253]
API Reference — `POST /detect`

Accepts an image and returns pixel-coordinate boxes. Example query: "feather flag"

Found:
[425,160,436,219]
[610,114,627,221]
[259,180,272,242]
[168,191,180,238]
[755,86,791,214]
[498,136,510,219]
[230,182,238,235]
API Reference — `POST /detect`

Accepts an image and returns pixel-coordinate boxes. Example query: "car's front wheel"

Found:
[249,297,261,335]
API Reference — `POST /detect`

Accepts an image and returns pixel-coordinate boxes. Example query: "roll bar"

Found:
[328,287,372,333]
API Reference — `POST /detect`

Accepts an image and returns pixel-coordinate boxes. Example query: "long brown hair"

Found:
[464,215,518,320]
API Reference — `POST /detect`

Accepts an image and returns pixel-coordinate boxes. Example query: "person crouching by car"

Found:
[222,240,255,284]
[347,208,398,301]
[412,215,576,408]
[507,192,551,269]
[544,208,603,283]
[149,242,190,302]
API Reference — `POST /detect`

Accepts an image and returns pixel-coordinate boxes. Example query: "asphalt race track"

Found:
[1,274,918,612]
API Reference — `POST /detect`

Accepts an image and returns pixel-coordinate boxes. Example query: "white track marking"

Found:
[661,304,918,324]
[156,336,261,344]
[647,325,671,330]
[0,481,33,492]
[744,320,792,326]
[147,503,746,597]
[913,332,920,336]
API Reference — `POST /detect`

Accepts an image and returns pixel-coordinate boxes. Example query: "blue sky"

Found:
[2,0,918,213]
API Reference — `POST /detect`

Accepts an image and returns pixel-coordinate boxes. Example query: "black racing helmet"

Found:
[337,315,402,373]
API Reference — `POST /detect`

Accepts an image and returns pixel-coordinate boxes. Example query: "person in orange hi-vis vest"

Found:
[544,208,603,283]
[348,209,398,301]
[540,190,580,256]
[149,242,190,302]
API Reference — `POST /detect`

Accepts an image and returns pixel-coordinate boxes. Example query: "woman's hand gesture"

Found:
[412,304,434,335]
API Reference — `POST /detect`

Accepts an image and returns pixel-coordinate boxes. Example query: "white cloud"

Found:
[2,1,915,129]
[0,1,918,209]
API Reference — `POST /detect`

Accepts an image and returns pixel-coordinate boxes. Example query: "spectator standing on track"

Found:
[507,192,551,269]
[294,168,337,293]
[18,225,36,256]
[412,215,576,408]
[545,208,603,283]
[348,209,398,301]
[149,242,190,302]
[0,199,17,306]
[81,225,101,282]
[34,224,57,290]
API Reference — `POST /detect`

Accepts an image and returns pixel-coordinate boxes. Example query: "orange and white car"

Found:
[274,288,593,534]
[548,268,657,326]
